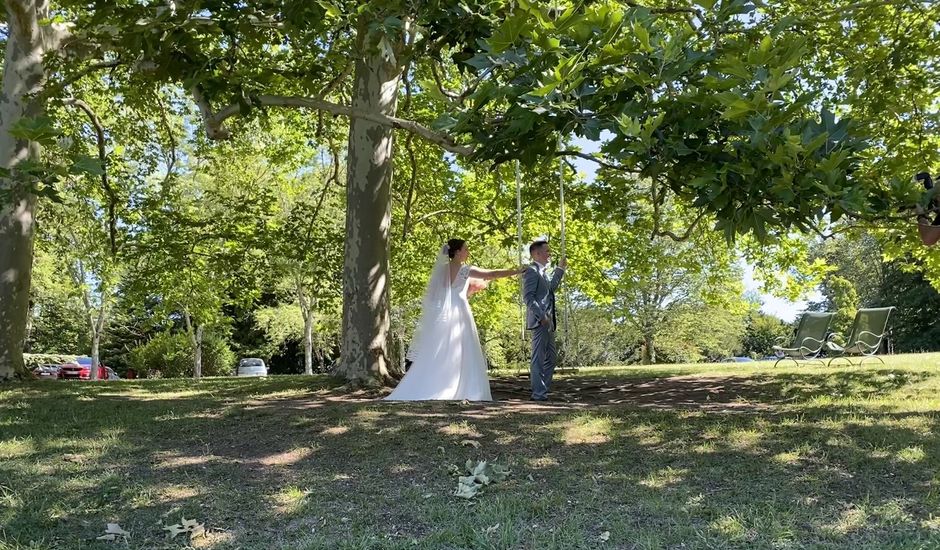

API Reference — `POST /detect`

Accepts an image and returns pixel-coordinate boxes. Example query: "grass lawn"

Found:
[3,354,940,549]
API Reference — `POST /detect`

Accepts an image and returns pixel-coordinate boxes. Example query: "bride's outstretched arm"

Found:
[468,266,525,280]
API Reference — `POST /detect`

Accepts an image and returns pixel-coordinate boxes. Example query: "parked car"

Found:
[58,357,120,380]
[236,358,267,377]
[31,364,61,379]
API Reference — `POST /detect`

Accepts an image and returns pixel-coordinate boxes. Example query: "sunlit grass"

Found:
[272,485,309,516]
[553,413,614,444]
[2,354,940,548]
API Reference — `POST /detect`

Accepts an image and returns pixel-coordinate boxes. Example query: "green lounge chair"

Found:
[772,312,834,367]
[825,307,896,366]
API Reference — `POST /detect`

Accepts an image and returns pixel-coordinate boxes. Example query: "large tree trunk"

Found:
[0,1,51,381]
[642,332,656,365]
[336,23,402,387]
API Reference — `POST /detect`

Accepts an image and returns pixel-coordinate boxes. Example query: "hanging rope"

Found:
[557,135,570,369]
[515,160,527,369]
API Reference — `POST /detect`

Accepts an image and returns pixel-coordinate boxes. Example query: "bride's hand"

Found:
[468,278,489,296]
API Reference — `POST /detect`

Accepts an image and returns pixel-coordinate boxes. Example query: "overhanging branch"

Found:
[191,88,475,156]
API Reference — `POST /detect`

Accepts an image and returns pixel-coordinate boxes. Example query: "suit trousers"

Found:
[530,323,557,400]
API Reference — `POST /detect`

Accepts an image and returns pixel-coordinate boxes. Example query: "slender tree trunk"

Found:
[24,299,34,352]
[336,21,402,387]
[303,308,315,376]
[90,332,100,380]
[184,311,203,379]
[75,261,105,381]
[0,1,51,380]
[194,325,203,379]
[87,310,99,381]
[88,304,108,380]
[296,278,315,376]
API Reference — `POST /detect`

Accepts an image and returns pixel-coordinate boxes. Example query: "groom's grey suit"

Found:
[523,262,565,400]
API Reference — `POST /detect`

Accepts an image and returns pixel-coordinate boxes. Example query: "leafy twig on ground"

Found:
[453,459,510,499]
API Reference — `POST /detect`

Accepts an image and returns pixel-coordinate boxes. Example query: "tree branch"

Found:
[185,15,284,30]
[430,61,461,101]
[623,1,705,17]
[414,209,502,229]
[154,91,178,185]
[63,98,118,255]
[302,147,338,245]
[555,150,640,173]
[318,62,353,100]
[44,60,122,99]
[652,209,707,242]
[191,90,475,156]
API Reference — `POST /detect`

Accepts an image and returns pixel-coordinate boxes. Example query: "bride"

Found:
[385,239,522,401]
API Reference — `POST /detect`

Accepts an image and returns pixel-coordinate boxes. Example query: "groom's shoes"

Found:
[529,396,548,402]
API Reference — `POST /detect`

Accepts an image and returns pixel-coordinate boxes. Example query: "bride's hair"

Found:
[446,239,466,259]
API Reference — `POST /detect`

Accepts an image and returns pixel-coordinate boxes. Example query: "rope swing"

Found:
[512,139,571,371]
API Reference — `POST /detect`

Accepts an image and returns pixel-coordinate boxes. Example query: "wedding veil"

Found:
[407,244,454,361]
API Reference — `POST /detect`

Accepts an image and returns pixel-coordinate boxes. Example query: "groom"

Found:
[523,239,566,401]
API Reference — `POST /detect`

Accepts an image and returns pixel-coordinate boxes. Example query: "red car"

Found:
[58,357,119,380]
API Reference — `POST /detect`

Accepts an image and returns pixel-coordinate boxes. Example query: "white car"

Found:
[236,358,267,377]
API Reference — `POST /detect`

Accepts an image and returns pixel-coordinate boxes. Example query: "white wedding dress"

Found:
[385,256,492,401]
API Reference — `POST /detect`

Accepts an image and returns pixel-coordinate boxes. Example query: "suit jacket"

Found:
[523,263,565,331]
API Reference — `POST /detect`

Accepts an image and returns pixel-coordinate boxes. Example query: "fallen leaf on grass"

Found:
[162,517,206,540]
[483,523,500,534]
[460,439,481,449]
[599,531,610,542]
[454,482,479,499]
[96,523,130,541]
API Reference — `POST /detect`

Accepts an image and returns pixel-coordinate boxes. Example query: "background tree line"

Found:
[4,0,939,381]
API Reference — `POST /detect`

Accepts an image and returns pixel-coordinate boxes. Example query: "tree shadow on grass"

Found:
[489,368,933,411]
[2,368,940,549]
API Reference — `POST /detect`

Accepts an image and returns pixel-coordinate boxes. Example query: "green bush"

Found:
[129,331,235,378]
[741,312,792,358]
[23,354,78,368]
